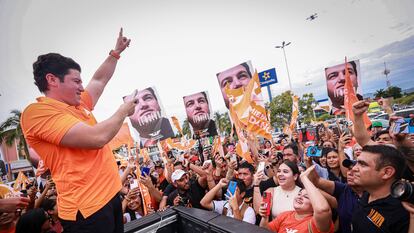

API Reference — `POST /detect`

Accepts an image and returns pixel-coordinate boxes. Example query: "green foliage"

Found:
[316,113,334,122]
[181,119,192,138]
[269,91,293,129]
[0,110,29,160]
[268,91,319,128]
[298,93,318,124]
[374,89,386,99]
[375,86,402,99]
[213,111,231,136]
[395,93,414,105]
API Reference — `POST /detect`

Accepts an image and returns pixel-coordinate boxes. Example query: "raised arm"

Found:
[302,164,335,195]
[200,178,228,210]
[300,167,332,233]
[338,133,352,178]
[86,28,131,107]
[352,101,374,146]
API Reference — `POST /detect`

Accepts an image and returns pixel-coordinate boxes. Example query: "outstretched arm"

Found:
[200,178,228,210]
[86,28,131,108]
[352,101,374,146]
[300,168,332,233]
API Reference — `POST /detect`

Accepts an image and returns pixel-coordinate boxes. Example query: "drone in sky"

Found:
[306,13,318,21]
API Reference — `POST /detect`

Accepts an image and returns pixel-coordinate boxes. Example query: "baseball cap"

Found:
[342,159,356,169]
[372,121,383,128]
[171,169,186,183]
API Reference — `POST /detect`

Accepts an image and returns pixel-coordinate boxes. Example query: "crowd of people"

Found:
[0,29,413,233]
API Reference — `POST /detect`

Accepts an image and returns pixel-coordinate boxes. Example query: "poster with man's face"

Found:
[216,61,254,109]
[183,91,217,137]
[325,60,362,115]
[125,87,174,147]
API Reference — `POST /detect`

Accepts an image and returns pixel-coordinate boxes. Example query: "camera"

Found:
[307,146,322,157]
[391,180,414,203]
[179,195,189,206]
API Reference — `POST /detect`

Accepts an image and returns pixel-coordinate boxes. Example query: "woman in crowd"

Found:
[122,187,148,223]
[324,148,345,183]
[259,165,334,233]
[253,161,302,219]
[40,198,62,233]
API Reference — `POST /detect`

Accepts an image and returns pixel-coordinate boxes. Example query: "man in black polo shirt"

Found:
[167,169,207,209]
[351,145,409,233]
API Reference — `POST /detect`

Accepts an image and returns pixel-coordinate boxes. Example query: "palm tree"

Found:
[181,119,192,138]
[213,111,231,136]
[374,89,386,99]
[0,110,30,160]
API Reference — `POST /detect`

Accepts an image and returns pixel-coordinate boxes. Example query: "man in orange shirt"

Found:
[21,28,135,233]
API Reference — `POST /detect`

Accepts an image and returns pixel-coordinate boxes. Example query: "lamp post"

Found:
[275,41,293,92]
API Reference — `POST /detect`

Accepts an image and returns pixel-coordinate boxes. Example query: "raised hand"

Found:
[352,100,370,116]
[114,27,131,54]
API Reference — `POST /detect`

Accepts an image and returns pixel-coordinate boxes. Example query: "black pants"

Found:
[60,194,123,233]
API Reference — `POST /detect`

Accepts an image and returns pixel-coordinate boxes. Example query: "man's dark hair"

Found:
[231,178,247,194]
[216,61,252,79]
[283,144,299,156]
[40,198,56,212]
[374,130,390,141]
[143,87,158,101]
[15,208,49,233]
[324,60,358,78]
[239,62,252,79]
[226,142,235,148]
[33,53,81,93]
[362,145,406,180]
[238,161,255,174]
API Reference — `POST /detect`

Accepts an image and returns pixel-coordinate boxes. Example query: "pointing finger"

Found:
[119,27,123,37]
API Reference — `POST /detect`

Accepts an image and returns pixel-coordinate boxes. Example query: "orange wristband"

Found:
[109,50,120,60]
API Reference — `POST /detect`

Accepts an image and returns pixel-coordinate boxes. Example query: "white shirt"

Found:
[123,212,143,223]
[212,200,256,224]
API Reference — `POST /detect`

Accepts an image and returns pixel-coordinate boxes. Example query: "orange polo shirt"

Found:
[21,91,122,221]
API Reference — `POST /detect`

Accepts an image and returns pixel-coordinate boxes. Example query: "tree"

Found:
[213,111,231,136]
[181,119,192,138]
[269,91,293,129]
[269,91,319,128]
[374,88,386,99]
[298,93,318,124]
[385,86,402,99]
[0,110,30,160]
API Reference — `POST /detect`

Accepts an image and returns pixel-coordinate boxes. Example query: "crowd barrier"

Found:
[124,206,272,233]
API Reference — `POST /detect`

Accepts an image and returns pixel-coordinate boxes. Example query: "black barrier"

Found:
[124,206,272,233]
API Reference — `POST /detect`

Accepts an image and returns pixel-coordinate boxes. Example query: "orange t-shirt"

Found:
[268,211,334,233]
[21,92,122,221]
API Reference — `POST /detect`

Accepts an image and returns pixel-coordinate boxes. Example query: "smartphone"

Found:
[130,179,139,190]
[263,191,272,216]
[141,167,150,177]
[257,162,265,173]
[331,125,341,138]
[226,181,237,199]
[307,146,322,157]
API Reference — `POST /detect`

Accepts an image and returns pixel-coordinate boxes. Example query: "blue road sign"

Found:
[258,68,277,87]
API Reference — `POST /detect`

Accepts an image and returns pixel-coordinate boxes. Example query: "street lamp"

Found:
[275,41,293,92]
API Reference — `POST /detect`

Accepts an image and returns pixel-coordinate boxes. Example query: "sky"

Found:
[1,0,414,125]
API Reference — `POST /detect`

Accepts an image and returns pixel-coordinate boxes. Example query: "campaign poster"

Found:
[125,87,174,147]
[216,61,254,109]
[324,60,362,115]
[183,91,217,137]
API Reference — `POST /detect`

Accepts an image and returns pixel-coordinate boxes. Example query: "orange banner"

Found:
[108,122,134,150]
[171,116,183,135]
[344,57,371,128]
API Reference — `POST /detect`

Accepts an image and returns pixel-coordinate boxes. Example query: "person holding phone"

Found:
[253,161,302,219]
[20,28,133,233]
[200,178,256,224]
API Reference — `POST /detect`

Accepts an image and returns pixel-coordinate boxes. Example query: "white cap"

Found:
[171,169,186,183]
